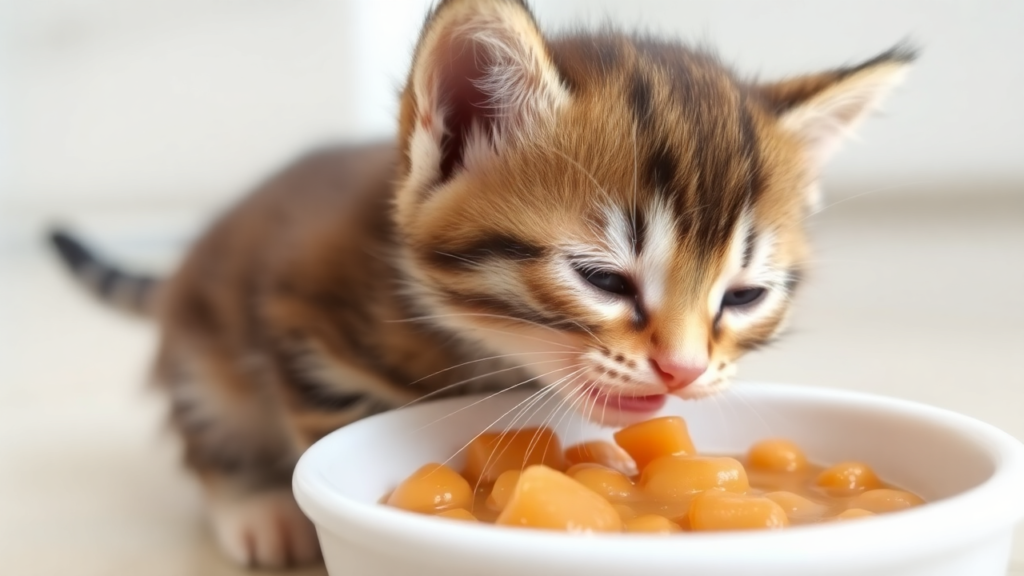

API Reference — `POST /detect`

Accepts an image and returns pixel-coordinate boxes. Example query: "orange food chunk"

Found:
[848,489,924,513]
[623,514,681,534]
[463,426,566,484]
[613,416,696,472]
[832,508,875,521]
[747,439,808,473]
[640,456,749,502]
[764,491,827,519]
[564,440,637,474]
[495,465,622,532]
[386,463,473,514]
[816,461,883,494]
[613,504,638,521]
[565,462,603,476]
[486,470,521,511]
[569,465,636,503]
[689,491,789,531]
[435,508,478,521]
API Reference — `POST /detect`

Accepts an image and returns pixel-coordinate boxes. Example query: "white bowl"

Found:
[293,383,1024,576]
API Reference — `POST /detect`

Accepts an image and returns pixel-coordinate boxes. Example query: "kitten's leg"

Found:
[204,476,321,568]
[159,342,322,568]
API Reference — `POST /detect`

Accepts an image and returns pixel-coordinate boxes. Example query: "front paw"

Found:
[209,489,321,568]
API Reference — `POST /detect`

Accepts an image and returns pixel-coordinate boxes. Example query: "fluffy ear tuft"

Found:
[398,0,568,193]
[761,44,916,172]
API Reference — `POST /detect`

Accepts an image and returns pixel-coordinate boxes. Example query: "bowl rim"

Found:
[293,382,1024,568]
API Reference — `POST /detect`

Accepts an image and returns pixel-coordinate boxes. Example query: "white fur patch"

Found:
[405,117,444,196]
[634,199,675,311]
[208,489,320,568]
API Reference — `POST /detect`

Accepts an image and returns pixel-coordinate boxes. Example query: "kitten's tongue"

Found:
[588,387,667,413]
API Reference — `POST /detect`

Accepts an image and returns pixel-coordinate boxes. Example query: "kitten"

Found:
[49,0,912,568]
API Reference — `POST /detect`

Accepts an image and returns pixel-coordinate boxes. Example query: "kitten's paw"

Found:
[209,489,321,568]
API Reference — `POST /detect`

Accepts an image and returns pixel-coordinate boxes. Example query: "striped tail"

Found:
[47,228,161,318]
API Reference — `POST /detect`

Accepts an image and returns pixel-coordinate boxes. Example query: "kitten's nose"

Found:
[649,357,707,391]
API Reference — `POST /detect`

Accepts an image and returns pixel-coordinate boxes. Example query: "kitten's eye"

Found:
[578,268,635,296]
[721,287,766,309]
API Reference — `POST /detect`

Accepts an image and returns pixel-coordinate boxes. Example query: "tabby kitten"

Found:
[50,0,913,568]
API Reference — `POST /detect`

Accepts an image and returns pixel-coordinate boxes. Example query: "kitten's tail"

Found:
[47,228,162,318]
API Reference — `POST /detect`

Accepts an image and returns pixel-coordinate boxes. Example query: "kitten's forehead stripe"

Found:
[437,287,584,332]
[647,139,679,199]
[594,40,768,262]
[628,208,646,257]
[742,227,757,269]
[629,73,654,128]
[422,233,545,270]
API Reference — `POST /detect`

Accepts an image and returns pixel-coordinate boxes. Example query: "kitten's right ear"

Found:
[396,0,568,198]
[759,45,916,207]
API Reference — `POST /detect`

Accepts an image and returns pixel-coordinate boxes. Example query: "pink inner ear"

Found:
[434,34,498,182]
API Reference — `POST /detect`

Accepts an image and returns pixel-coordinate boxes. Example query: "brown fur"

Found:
[51,0,912,568]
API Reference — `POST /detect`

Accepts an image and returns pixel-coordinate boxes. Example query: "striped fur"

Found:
[50,0,913,568]
[49,229,159,316]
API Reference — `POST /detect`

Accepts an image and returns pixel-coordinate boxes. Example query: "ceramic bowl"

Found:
[293,383,1024,576]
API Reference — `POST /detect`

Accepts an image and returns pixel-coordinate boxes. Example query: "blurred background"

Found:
[0,1,1021,574]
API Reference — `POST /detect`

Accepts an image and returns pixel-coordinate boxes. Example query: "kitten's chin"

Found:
[672,377,733,400]
[569,379,734,426]
[570,385,668,427]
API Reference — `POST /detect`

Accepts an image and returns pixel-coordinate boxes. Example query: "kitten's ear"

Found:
[397,0,568,190]
[760,45,916,173]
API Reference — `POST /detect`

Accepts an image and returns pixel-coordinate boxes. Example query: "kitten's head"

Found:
[394,0,912,425]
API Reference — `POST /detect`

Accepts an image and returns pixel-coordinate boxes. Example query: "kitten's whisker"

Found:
[675,200,713,220]
[390,312,566,337]
[720,391,744,425]
[494,366,586,463]
[709,394,729,434]
[545,375,592,451]
[568,320,607,347]
[395,356,581,409]
[389,313,578,349]
[438,384,554,481]
[403,350,576,388]
[517,380,574,471]
[803,180,931,222]
[462,326,580,351]
[472,368,588,494]
[542,145,612,202]
[433,251,481,267]
[523,369,591,466]
[473,365,590,483]
[630,121,639,255]
[530,378,589,468]
[731,386,785,432]
[725,388,774,437]
[421,368,590,482]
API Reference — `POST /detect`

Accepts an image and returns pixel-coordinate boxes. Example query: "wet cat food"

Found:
[383,416,924,533]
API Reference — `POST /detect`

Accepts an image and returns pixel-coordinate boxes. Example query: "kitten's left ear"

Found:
[760,45,917,175]
[396,0,568,200]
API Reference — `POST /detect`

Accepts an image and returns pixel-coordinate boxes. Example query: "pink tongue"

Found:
[591,390,667,412]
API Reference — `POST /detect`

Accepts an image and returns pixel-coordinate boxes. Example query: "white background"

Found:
[0,2,1022,574]
[2,0,1022,222]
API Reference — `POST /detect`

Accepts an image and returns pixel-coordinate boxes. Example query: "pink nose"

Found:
[649,357,707,391]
